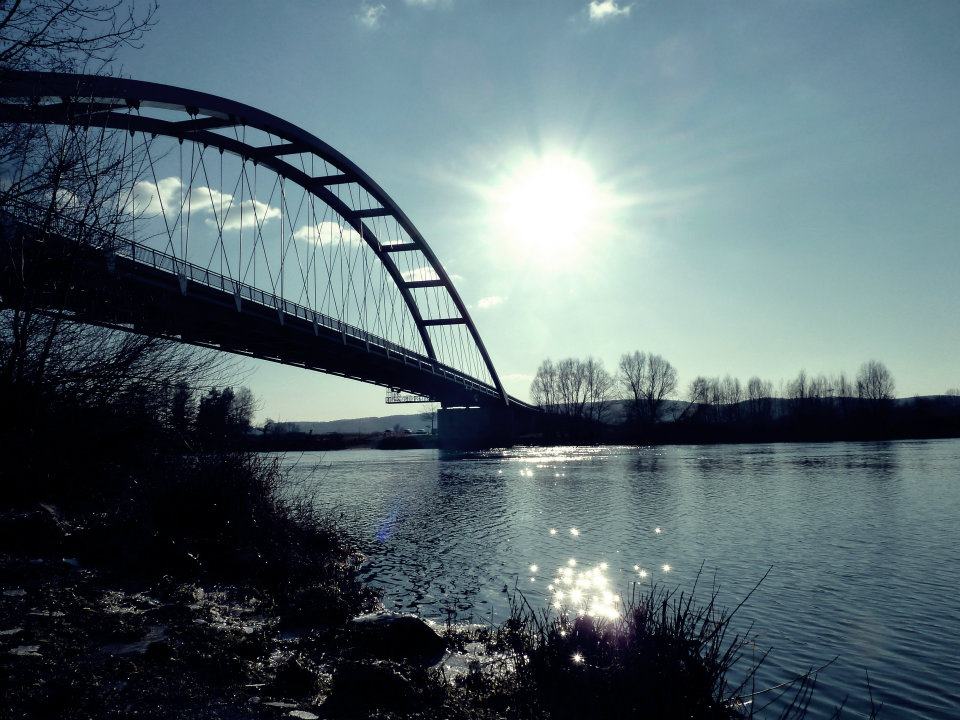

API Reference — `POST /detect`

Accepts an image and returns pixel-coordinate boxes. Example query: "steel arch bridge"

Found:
[1,71,529,411]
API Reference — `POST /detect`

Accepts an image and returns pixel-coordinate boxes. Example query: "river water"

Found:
[278,439,960,719]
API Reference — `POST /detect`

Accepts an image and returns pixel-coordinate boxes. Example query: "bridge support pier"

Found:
[437,405,542,448]
[437,406,515,449]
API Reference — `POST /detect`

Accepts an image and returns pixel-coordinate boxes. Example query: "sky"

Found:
[114,0,960,422]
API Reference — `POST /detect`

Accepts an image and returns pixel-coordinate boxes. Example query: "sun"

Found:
[492,152,603,266]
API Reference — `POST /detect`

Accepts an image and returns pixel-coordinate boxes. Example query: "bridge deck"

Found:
[2,209,533,409]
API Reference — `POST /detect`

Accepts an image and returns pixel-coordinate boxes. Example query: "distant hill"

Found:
[274,412,432,435]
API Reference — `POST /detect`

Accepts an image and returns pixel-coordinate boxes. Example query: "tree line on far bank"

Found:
[530,352,960,442]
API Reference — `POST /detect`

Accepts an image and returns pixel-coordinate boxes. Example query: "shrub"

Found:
[433,582,878,720]
[82,451,379,622]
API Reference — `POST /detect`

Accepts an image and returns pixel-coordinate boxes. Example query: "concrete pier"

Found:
[437,405,541,448]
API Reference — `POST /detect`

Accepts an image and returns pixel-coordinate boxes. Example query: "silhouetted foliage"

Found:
[432,583,878,720]
[856,360,895,402]
[194,386,255,448]
[531,355,615,437]
[617,351,678,424]
[0,0,156,73]
[531,350,958,444]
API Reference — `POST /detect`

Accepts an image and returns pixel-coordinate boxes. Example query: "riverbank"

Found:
[246,431,440,452]
[0,544,455,719]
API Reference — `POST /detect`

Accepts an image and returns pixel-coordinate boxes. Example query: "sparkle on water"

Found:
[537,524,671,624]
[548,561,620,620]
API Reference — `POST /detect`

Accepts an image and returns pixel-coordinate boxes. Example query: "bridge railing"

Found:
[5,202,502,401]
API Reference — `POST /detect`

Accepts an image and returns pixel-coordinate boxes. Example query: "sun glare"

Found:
[493,152,602,266]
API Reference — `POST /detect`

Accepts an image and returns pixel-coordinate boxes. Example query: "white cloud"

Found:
[293,221,364,246]
[218,198,281,230]
[125,177,281,231]
[127,177,181,217]
[587,0,631,23]
[401,265,440,283]
[405,0,452,7]
[357,2,386,28]
[477,295,505,310]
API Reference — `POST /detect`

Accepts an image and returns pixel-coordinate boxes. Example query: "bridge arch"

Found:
[1,70,509,405]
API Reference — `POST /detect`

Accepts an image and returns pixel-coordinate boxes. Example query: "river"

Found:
[277,439,960,719]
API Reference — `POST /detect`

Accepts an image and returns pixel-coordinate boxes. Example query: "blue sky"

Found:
[116,0,960,421]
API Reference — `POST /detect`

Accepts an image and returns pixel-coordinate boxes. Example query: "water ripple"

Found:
[278,439,960,720]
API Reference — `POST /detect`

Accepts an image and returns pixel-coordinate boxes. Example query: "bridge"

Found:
[0,71,538,445]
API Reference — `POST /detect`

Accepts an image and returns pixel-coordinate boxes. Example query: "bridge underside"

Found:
[0,230,508,409]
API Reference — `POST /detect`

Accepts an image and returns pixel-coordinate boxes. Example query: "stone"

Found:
[144,640,173,662]
[348,612,446,664]
[0,507,67,554]
[326,661,416,713]
[9,645,41,657]
[270,655,320,697]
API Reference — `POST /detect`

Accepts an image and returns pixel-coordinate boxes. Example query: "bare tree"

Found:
[835,372,853,399]
[583,356,615,424]
[617,350,647,423]
[231,386,257,432]
[746,376,774,419]
[808,374,832,401]
[556,357,588,419]
[531,358,558,411]
[685,376,714,422]
[644,354,678,423]
[533,356,615,424]
[717,375,740,421]
[1,1,157,213]
[688,376,710,405]
[786,369,808,403]
[617,351,677,423]
[856,360,895,402]
[0,0,156,73]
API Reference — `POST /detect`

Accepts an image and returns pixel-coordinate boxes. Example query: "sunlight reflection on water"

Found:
[532,525,674,621]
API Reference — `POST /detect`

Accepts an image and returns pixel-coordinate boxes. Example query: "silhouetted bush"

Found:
[76,450,378,622]
[431,584,877,720]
